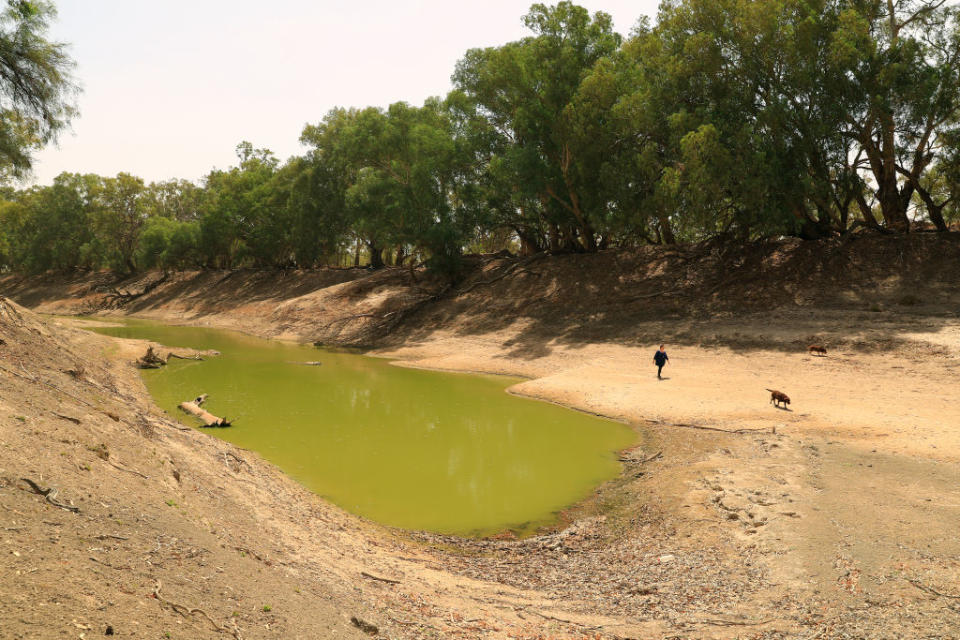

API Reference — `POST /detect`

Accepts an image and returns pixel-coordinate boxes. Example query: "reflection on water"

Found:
[93,321,636,536]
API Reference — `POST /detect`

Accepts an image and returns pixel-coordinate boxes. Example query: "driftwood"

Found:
[136,346,166,369]
[167,352,204,361]
[178,394,231,427]
[137,346,206,369]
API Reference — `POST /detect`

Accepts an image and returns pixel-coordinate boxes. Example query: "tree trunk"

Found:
[561,227,581,253]
[548,223,561,253]
[516,228,541,256]
[657,214,676,245]
[928,206,949,232]
[879,185,910,231]
[578,222,597,252]
[566,188,596,252]
[854,191,882,229]
[367,242,384,269]
[902,173,949,233]
[877,107,911,231]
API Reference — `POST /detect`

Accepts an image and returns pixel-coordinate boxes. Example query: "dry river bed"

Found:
[2,303,959,639]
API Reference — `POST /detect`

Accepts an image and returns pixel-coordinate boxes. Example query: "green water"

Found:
[92,321,635,536]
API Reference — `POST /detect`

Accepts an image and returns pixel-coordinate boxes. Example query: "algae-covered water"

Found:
[93,320,635,536]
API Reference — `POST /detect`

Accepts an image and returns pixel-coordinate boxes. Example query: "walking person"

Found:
[654,344,668,379]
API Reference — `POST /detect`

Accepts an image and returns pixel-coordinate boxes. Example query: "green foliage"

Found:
[2,1,959,277]
[453,2,621,252]
[0,0,77,181]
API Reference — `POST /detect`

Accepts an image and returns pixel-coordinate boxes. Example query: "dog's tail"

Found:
[765,388,776,393]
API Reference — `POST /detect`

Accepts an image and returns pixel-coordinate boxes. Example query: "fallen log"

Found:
[136,346,166,369]
[178,394,231,427]
[166,352,203,361]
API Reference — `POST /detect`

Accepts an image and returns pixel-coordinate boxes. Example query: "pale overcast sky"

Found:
[29,1,661,186]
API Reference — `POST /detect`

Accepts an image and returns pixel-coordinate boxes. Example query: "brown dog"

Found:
[766,388,790,408]
[808,345,827,356]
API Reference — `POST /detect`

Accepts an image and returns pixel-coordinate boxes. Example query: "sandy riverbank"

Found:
[3,237,960,637]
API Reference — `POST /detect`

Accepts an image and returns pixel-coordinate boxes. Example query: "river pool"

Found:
[93,321,636,536]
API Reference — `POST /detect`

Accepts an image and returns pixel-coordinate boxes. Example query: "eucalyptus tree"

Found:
[0,0,76,181]
[1,172,101,272]
[301,107,392,267]
[641,0,960,236]
[198,142,279,268]
[620,0,850,240]
[94,172,147,272]
[915,136,960,227]
[144,179,204,222]
[831,0,960,231]
[559,28,686,245]
[303,99,476,270]
[296,110,357,266]
[453,2,622,252]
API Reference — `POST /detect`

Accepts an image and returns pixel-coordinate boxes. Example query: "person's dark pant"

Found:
[657,364,663,378]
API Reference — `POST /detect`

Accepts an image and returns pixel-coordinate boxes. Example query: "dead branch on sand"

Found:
[360,570,401,584]
[619,450,663,464]
[106,460,149,479]
[19,477,79,513]
[692,617,775,627]
[152,580,242,639]
[654,421,774,435]
[907,578,960,600]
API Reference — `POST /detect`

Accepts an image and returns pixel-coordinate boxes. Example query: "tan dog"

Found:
[766,388,790,408]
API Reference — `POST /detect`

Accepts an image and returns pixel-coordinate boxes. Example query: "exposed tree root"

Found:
[456,255,546,295]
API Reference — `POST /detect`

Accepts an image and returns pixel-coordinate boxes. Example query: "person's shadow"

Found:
[657,377,671,381]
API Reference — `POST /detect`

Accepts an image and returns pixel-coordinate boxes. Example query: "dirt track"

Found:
[2,236,960,638]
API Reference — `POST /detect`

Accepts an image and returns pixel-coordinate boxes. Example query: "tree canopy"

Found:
[0,0,75,180]
[2,0,959,275]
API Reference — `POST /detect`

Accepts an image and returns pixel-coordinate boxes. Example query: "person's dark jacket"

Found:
[654,350,668,366]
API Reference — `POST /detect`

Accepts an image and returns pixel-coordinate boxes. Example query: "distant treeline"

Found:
[2,0,958,274]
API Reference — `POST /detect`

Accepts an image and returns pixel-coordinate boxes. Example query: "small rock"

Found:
[658,554,675,563]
